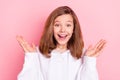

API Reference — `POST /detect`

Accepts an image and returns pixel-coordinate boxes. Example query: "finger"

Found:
[32,43,36,49]
[16,35,25,45]
[98,40,106,49]
[94,39,105,50]
[21,43,29,52]
[96,40,106,52]
[94,39,104,49]
[93,40,106,57]
[92,52,100,57]
[93,45,105,57]
[20,36,28,45]
[85,45,93,56]
[17,35,28,44]
[23,43,36,52]
[16,35,29,52]
[16,35,22,43]
[31,43,36,52]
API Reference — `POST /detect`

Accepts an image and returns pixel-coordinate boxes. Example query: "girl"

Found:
[17,6,106,80]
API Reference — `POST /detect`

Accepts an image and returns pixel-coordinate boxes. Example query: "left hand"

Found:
[85,39,106,57]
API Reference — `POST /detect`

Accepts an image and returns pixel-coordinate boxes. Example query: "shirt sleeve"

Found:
[76,56,99,80]
[17,52,44,80]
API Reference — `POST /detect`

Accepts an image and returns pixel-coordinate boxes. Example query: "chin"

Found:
[57,41,68,45]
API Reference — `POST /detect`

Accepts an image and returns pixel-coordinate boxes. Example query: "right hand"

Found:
[16,35,36,53]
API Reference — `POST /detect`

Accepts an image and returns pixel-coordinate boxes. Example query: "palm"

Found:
[85,39,106,57]
[16,35,36,53]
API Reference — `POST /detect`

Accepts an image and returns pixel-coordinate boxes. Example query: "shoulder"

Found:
[36,46,48,59]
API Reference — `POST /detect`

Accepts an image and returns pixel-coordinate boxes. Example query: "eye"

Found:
[54,24,60,27]
[66,24,72,27]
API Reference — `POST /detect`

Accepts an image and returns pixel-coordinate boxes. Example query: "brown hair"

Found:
[39,6,84,59]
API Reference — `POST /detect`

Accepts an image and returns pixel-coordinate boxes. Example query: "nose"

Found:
[60,26,66,32]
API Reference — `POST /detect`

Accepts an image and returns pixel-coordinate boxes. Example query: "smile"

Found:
[58,34,68,39]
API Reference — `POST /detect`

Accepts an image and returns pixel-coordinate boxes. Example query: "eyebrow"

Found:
[54,20,73,23]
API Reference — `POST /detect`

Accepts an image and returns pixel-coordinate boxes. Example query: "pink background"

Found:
[0,0,120,80]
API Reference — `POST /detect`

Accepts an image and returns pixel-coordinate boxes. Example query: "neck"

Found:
[56,44,67,53]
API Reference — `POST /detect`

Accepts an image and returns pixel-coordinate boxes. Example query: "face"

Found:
[53,14,74,47]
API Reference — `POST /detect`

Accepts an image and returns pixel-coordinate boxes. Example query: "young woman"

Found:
[17,6,106,80]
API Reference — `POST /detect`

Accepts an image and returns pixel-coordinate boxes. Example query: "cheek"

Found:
[53,27,59,33]
[68,29,74,39]
[53,29,57,36]
[53,28,59,39]
[68,28,74,35]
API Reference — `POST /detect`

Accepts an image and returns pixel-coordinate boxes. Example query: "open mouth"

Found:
[58,34,67,39]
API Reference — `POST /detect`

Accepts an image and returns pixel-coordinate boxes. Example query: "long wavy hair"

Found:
[39,6,84,59]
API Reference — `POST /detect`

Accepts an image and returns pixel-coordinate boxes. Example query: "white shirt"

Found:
[17,48,98,80]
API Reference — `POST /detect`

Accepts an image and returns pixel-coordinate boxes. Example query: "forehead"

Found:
[54,14,73,22]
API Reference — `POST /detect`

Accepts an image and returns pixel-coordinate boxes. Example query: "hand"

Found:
[85,39,106,57]
[16,35,36,53]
